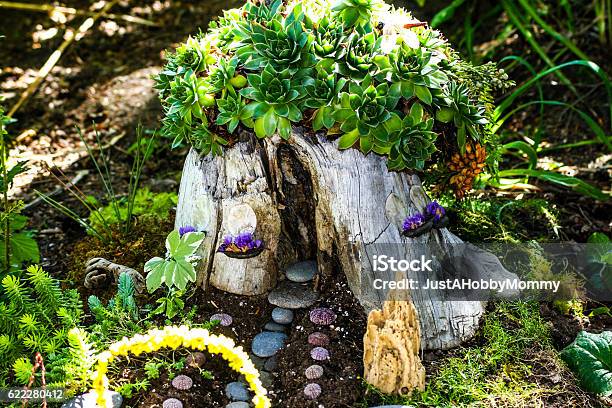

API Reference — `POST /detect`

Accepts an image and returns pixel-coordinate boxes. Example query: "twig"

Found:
[7,0,120,118]
[24,169,89,210]
[22,352,46,408]
[0,1,157,26]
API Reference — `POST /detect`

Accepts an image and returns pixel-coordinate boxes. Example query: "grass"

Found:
[362,301,557,407]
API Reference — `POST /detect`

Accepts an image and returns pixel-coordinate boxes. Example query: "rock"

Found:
[172,374,193,390]
[268,281,318,309]
[249,353,266,371]
[285,260,317,283]
[307,332,330,347]
[259,371,274,389]
[210,313,233,327]
[186,351,206,368]
[309,307,336,325]
[303,383,322,400]
[305,364,324,380]
[61,391,122,408]
[225,381,250,402]
[226,403,250,408]
[252,331,287,357]
[310,346,330,361]
[264,355,278,372]
[271,307,294,324]
[363,294,425,397]
[264,321,287,332]
[162,399,183,408]
[227,203,257,235]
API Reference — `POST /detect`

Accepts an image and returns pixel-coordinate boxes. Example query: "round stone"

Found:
[271,307,294,324]
[162,399,183,408]
[251,331,287,357]
[268,281,318,309]
[309,307,336,326]
[304,383,322,400]
[308,332,330,347]
[264,355,278,372]
[259,371,274,388]
[305,364,324,380]
[226,403,250,408]
[210,313,233,326]
[61,391,122,408]
[310,346,330,361]
[285,260,317,283]
[186,351,206,368]
[264,321,286,332]
[225,381,250,402]
[172,374,193,390]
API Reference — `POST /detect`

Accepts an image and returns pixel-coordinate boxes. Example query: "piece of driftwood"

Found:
[176,129,517,349]
[84,257,145,293]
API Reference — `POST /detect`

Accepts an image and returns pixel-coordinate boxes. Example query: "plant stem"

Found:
[1,139,10,272]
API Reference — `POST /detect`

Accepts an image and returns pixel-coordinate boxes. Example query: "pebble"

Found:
[264,321,287,332]
[309,307,336,326]
[264,355,278,372]
[308,332,330,347]
[271,307,294,324]
[171,374,193,390]
[225,381,250,402]
[249,353,266,371]
[268,281,318,309]
[210,313,233,326]
[226,403,250,408]
[304,383,322,400]
[310,346,330,361]
[61,391,122,408]
[162,398,183,408]
[251,331,287,357]
[305,364,324,380]
[285,260,317,283]
[259,371,274,388]
[186,351,206,368]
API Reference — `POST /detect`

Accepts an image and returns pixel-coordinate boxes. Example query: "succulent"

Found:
[240,65,305,139]
[311,347,330,361]
[337,32,382,80]
[308,332,330,346]
[304,382,322,399]
[215,91,255,133]
[312,17,347,60]
[163,398,184,408]
[305,364,324,380]
[236,9,316,73]
[303,65,347,130]
[436,82,488,149]
[210,313,233,327]
[174,36,215,73]
[334,75,400,153]
[172,375,194,390]
[166,70,210,126]
[206,58,247,96]
[379,42,449,104]
[331,0,386,27]
[217,232,263,253]
[309,308,337,325]
[402,213,426,232]
[191,124,228,157]
[386,102,438,171]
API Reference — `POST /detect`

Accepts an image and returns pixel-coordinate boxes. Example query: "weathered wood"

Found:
[176,129,516,349]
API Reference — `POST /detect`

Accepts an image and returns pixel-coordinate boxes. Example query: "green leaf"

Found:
[560,331,612,396]
[409,103,424,123]
[414,85,432,105]
[144,257,166,293]
[436,107,454,123]
[9,232,39,265]
[338,129,360,149]
[502,141,538,169]
[254,117,267,138]
[263,109,278,136]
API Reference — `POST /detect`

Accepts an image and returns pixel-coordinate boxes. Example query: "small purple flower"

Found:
[426,201,446,222]
[217,232,263,253]
[179,225,197,236]
[402,213,426,232]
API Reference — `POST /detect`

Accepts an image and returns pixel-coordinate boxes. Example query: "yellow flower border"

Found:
[92,325,271,408]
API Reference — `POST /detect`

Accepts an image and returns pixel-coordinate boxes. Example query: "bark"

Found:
[175,129,516,350]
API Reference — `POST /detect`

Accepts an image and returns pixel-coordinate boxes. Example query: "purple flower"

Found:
[426,201,446,221]
[217,232,263,253]
[403,213,425,232]
[179,226,197,236]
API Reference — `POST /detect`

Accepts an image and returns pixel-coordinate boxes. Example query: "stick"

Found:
[7,0,120,118]
[24,169,89,211]
[0,1,157,26]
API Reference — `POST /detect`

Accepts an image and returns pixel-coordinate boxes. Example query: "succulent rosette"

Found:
[303,64,347,130]
[312,17,347,60]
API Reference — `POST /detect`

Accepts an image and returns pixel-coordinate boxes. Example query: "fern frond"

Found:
[117,272,135,304]
[22,333,43,352]
[0,302,18,334]
[12,357,33,385]
[1,275,31,311]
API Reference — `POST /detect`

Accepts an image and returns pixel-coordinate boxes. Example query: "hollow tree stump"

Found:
[175,129,516,350]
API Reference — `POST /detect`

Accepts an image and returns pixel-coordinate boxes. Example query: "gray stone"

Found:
[252,331,287,357]
[271,307,294,324]
[61,391,122,408]
[264,321,286,332]
[226,403,250,408]
[285,260,317,283]
[249,353,266,370]
[268,281,318,309]
[259,371,274,389]
[264,355,278,372]
[225,381,250,402]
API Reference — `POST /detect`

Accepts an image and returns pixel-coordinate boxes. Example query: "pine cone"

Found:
[448,143,486,198]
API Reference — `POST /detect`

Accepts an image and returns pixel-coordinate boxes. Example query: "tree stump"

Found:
[175,129,516,350]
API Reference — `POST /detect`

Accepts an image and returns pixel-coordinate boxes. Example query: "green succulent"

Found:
[166,70,210,126]
[242,0,284,24]
[312,17,348,60]
[303,63,348,130]
[174,36,215,74]
[386,103,438,170]
[240,65,305,139]
[436,82,488,150]
[334,75,400,153]
[191,124,228,156]
[337,32,383,81]
[331,0,382,27]
[206,58,247,96]
[236,9,316,73]
[216,91,255,133]
[377,43,448,104]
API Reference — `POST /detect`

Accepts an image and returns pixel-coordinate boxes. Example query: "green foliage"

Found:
[88,272,144,345]
[88,189,177,234]
[0,265,90,393]
[151,289,185,319]
[155,0,508,179]
[145,230,204,293]
[560,331,612,396]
